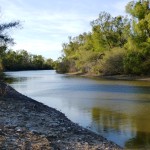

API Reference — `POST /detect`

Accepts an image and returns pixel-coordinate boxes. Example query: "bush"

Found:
[100,48,126,75]
[55,59,70,73]
[124,49,150,75]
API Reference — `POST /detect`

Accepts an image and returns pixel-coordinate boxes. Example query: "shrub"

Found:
[124,49,150,75]
[100,48,126,75]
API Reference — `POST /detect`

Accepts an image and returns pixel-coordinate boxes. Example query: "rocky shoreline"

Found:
[0,82,122,150]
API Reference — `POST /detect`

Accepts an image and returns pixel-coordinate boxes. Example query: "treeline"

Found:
[2,49,53,71]
[0,19,53,72]
[56,0,150,76]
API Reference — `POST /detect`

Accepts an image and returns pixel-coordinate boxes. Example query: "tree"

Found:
[0,21,20,46]
[3,49,54,71]
[124,0,150,75]
[56,0,150,75]
[91,12,130,50]
[126,0,150,20]
[0,18,20,72]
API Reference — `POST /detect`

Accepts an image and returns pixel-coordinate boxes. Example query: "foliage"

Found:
[0,13,54,72]
[56,0,150,76]
[124,0,150,75]
[2,49,53,71]
[124,49,150,75]
[0,21,20,46]
[0,14,20,73]
[100,48,126,75]
[54,58,69,73]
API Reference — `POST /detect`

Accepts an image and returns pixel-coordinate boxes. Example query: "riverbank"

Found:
[66,72,150,81]
[0,82,122,149]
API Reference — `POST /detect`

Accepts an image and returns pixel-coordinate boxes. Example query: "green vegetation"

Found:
[56,0,150,76]
[2,49,53,71]
[0,21,20,72]
[1,48,53,71]
[0,17,53,72]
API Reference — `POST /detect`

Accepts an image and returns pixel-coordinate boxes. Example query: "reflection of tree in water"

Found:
[91,106,150,149]
[3,73,36,84]
[125,110,150,149]
[125,132,150,149]
[0,73,16,83]
[0,72,5,80]
[2,74,20,84]
[91,107,129,133]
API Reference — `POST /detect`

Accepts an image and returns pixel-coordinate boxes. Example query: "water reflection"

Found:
[125,132,150,149]
[0,72,17,83]
[90,104,150,148]
[91,107,128,132]
[4,70,150,148]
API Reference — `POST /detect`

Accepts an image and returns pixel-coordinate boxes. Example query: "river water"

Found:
[5,70,150,149]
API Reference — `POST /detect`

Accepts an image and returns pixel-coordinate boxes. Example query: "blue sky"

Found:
[0,0,131,60]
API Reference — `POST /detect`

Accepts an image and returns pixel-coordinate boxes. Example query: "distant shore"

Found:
[66,72,150,81]
[0,82,122,149]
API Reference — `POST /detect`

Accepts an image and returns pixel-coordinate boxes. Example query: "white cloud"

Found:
[111,0,131,16]
[0,0,131,60]
[11,39,62,60]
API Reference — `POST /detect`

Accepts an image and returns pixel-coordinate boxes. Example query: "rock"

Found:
[15,127,23,132]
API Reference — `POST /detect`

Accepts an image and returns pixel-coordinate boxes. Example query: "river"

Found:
[5,70,150,149]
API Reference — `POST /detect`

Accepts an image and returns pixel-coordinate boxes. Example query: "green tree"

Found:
[126,0,149,20]
[124,0,150,75]
[91,12,130,50]
[56,0,150,76]
[0,18,20,72]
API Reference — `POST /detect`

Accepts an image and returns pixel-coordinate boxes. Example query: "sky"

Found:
[0,0,131,60]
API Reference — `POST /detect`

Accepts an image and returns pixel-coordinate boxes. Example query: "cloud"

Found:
[11,39,62,60]
[0,0,131,60]
[26,12,91,35]
[111,0,131,16]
